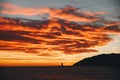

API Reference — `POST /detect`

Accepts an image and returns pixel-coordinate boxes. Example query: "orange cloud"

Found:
[1,15,119,56]
[0,3,120,57]
[101,22,120,33]
[0,3,107,22]
[0,3,38,16]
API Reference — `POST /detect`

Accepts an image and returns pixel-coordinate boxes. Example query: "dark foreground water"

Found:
[0,66,120,80]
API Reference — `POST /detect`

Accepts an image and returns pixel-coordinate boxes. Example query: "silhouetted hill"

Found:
[73,53,120,67]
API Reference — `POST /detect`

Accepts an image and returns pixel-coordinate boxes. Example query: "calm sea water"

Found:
[0,66,120,80]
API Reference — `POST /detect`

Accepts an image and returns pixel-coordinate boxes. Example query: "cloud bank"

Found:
[0,3,120,56]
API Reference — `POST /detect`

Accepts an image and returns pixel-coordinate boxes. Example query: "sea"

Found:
[0,66,120,80]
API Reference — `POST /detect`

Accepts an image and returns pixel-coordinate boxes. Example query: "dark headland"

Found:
[73,53,120,67]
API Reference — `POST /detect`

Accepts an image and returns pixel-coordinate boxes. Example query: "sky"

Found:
[0,0,120,66]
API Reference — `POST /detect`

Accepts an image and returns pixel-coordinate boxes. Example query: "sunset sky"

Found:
[0,0,120,66]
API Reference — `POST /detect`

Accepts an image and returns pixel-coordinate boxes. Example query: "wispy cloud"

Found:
[0,3,107,22]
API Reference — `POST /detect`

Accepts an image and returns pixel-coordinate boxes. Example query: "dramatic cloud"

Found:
[0,3,120,57]
[0,3,107,22]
